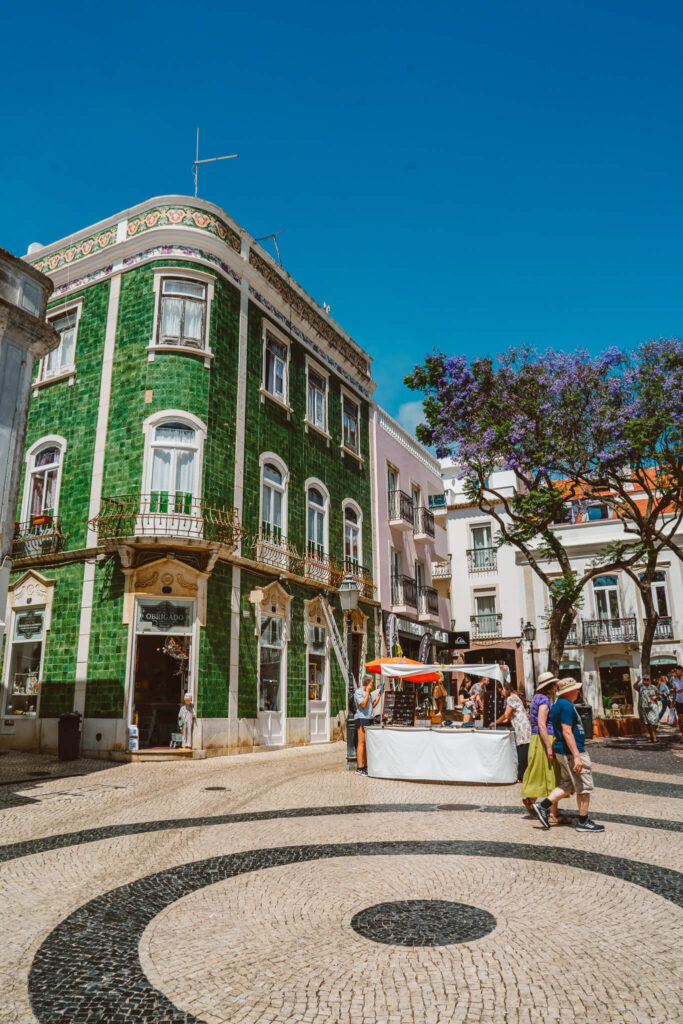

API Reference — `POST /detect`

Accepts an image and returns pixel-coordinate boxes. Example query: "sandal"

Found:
[548,814,571,826]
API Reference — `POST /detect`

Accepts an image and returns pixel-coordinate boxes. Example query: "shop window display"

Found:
[5,608,45,716]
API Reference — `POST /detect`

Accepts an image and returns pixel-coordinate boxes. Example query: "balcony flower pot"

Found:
[31,514,52,527]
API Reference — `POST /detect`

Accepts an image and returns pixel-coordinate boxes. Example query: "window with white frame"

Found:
[307,486,328,557]
[261,461,286,541]
[4,607,45,717]
[639,570,670,617]
[342,393,360,454]
[593,575,621,619]
[43,309,77,379]
[473,591,498,632]
[344,503,361,568]
[306,365,327,431]
[26,444,62,519]
[259,615,284,712]
[158,278,207,349]
[470,523,494,569]
[263,331,288,403]
[148,421,199,514]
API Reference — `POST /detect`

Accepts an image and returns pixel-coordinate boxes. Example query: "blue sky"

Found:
[4,1,683,433]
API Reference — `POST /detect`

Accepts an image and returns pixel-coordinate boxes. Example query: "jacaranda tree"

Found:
[405,347,652,676]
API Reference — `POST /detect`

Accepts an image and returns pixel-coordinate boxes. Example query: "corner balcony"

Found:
[413,506,435,541]
[470,612,503,639]
[467,547,496,573]
[645,617,674,641]
[90,493,242,553]
[391,574,418,614]
[388,490,414,530]
[418,584,440,622]
[582,617,638,645]
[12,516,65,561]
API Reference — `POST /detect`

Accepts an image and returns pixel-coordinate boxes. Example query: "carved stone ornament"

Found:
[248,581,292,637]
[136,570,159,590]
[351,607,368,634]
[177,572,198,594]
[161,572,174,586]
[9,570,56,609]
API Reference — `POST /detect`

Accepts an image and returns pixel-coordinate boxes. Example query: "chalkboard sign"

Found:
[382,690,416,726]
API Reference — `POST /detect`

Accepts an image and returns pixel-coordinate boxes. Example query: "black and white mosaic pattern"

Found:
[351,899,496,946]
[28,839,683,1023]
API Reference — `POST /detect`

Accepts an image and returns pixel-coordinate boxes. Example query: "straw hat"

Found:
[535,671,559,693]
[556,677,581,698]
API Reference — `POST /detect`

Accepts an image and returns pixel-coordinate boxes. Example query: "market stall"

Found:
[364,661,518,784]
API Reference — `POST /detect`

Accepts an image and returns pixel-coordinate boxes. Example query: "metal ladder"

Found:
[318,595,350,688]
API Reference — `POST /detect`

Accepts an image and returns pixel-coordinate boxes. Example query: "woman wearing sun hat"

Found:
[520,672,566,823]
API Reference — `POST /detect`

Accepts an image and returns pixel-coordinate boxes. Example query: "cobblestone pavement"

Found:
[1,738,682,1024]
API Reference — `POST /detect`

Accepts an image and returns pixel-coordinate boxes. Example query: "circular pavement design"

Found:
[28,838,683,1024]
[350,898,496,945]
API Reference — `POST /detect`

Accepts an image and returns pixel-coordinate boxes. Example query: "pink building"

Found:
[370,407,451,660]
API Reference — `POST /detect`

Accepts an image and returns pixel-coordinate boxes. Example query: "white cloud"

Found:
[395,400,425,437]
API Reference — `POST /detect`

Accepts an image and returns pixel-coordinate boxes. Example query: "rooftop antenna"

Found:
[193,128,239,198]
[255,229,286,266]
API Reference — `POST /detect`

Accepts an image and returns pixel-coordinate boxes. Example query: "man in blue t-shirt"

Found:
[532,677,604,834]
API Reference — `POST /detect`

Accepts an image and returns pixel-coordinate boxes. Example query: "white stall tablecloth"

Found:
[365,726,518,784]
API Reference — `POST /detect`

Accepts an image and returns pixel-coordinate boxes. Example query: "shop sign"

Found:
[450,630,470,648]
[14,610,44,640]
[137,600,192,634]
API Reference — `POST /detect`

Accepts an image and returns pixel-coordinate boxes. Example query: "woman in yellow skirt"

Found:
[521,672,568,825]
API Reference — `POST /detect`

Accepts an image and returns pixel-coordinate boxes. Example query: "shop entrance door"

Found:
[598,663,633,715]
[307,626,329,743]
[258,614,286,747]
[132,598,194,748]
[133,634,191,747]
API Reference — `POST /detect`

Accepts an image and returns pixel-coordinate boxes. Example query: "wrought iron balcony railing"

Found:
[343,558,376,599]
[470,612,503,638]
[645,617,674,641]
[582,617,638,645]
[564,623,578,646]
[90,494,242,547]
[432,556,451,580]
[304,544,342,587]
[253,529,299,573]
[467,546,496,572]
[391,574,418,609]
[12,516,65,559]
[388,489,414,526]
[413,506,435,538]
[419,585,439,617]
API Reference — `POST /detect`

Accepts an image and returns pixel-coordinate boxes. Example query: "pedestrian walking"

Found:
[635,675,660,743]
[657,674,672,723]
[532,677,605,834]
[670,666,683,742]
[491,682,532,780]
[354,675,380,776]
[521,672,568,824]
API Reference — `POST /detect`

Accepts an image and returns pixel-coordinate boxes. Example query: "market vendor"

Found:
[354,675,381,776]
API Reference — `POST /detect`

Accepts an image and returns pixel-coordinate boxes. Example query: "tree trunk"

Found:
[637,570,659,681]
[546,597,577,677]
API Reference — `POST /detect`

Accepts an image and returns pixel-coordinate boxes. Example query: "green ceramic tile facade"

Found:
[2,230,377,745]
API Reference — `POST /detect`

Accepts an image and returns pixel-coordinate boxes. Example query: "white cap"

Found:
[184,692,192,701]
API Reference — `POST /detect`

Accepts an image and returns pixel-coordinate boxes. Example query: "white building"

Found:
[440,462,683,717]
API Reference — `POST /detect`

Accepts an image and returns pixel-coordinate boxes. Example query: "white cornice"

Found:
[375,405,441,475]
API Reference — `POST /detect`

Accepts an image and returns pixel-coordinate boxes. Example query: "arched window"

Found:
[343,501,362,568]
[23,438,66,521]
[307,485,328,557]
[148,420,200,514]
[261,462,286,541]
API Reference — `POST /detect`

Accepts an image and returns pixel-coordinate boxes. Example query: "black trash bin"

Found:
[58,711,81,761]
[574,703,594,741]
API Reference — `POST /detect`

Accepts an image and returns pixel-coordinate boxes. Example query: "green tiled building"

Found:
[1,197,378,757]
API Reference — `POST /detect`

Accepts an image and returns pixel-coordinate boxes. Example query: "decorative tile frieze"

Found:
[249,249,370,379]
[30,228,118,275]
[126,205,241,253]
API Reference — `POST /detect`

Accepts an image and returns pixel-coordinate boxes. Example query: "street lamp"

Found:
[521,619,537,688]
[339,573,360,770]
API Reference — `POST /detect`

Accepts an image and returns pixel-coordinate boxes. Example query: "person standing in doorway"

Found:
[354,675,380,776]
[178,692,196,749]
[532,678,605,834]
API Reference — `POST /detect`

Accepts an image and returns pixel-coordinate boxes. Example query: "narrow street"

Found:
[1,737,681,1024]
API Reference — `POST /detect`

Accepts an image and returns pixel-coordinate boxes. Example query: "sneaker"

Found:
[532,800,551,830]
[574,818,605,833]
[355,767,368,776]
